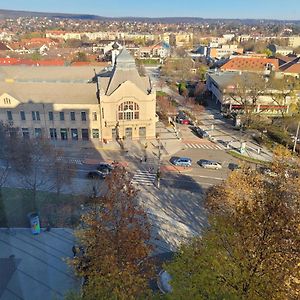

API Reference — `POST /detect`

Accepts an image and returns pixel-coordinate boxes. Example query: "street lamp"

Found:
[94,69,103,144]
[156,134,161,189]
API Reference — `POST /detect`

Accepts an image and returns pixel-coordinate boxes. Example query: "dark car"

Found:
[228,163,240,171]
[192,126,209,138]
[97,163,113,173]
[87,170,106,179]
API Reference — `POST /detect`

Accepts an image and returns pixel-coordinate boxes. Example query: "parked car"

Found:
[228,163,240,171]
[181,118,190,125]
[198,159,222,169]
[97,163,113,173]
[259,167,277,177]
[87,170,106,179]
[170,157,192,167]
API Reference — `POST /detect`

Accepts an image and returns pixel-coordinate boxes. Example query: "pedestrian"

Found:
[144,156,147,162]
[140,156,143,163]
[72,245,77,258]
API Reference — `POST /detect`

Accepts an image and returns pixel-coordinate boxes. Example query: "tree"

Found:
[10,138,54,207]
[165,149,300,299]
[229,73,266,126]
[268,76,297,123]
[50,149,76,196]
[71,167,154,299]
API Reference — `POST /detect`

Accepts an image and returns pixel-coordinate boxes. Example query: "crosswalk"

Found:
[131,170,156,186]
[57,157,83,165]
[184,143,224,150]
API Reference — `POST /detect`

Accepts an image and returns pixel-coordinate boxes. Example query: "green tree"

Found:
[165,149,300,299]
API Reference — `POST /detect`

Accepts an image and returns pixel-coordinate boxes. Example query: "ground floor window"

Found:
[92,129,99,139]
[50,128,57,140]
[82,129,89,141]
[71,128,78,140]
[61,128,68,140]
[34,128,42,138]
[22,128,30,139]
[139,127,146,138]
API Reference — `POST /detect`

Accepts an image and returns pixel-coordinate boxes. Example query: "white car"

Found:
[199,159,222,170]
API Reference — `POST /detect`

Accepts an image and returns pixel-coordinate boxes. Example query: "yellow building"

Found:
[0,49,157,142]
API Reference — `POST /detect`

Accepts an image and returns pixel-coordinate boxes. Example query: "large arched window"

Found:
[118,101,139,120]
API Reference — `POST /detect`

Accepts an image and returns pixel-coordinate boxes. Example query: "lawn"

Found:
[0,187,85,228]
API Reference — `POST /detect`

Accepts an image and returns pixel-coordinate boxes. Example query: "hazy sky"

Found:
[1,0,299,20]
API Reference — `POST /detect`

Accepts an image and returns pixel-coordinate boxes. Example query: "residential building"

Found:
[220,57,279,74]
[288,36,300,48]
[207,44,243,60]
[206,71,295,115]
[0,49,157,142]
[268,44,293,56]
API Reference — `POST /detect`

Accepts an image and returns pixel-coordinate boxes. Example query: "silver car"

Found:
[199,159,222,170]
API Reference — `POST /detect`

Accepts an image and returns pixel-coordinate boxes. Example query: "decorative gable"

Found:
[0,93,21,108]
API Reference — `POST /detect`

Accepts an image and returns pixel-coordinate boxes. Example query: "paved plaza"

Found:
[0,228,78,300]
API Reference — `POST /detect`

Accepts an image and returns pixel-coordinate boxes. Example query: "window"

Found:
[20,111,26,121]
[71,129,78,140]
[6,111,13,121]
[50,128,57,140]
[82,129,89,141]
[81,111,87,121]
[22,128,30,139]
[92,112,98,121]
[32,111,40,121]
[60,128,68,140]
[59,112,65,121]
[70,112,76,121]
[92,129,99,139]
[102,108,104,119]
[118,101,139,120]
[34,128,42,138]
[48,111,54,121]
[3,97,11,105]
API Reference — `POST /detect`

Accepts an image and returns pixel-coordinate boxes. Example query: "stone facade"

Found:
[0,49,157,142]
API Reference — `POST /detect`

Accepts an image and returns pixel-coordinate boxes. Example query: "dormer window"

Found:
[3,97,11,105]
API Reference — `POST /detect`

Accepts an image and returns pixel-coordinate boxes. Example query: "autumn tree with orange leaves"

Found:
[71,167,154,300]
[165,147,300,300]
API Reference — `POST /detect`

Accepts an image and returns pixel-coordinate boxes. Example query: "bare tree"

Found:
[10,138,54,205]
[50,149,76,196]
[229,73,266,126]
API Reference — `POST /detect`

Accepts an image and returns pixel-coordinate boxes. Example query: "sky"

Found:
[1,0,300,20]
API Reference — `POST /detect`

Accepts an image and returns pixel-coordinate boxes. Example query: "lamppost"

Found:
[156,134,161,189]
[94,69,103,144]
[293,120,300,153]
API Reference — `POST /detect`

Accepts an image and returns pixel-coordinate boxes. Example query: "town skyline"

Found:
[1,0,300,20]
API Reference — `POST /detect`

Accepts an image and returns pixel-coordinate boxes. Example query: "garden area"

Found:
[0,188,85,228]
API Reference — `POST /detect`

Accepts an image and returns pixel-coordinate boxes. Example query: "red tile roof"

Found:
[280,57,300,74]
[221,57,279,72]
[0,57,20,65]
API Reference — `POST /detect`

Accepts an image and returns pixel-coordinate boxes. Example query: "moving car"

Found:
[170,157,192,167]
[192,127,209,138]
[198,159,222,170]
[87,170,106,179]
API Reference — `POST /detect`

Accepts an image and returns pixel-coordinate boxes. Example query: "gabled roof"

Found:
[279,56,300,73]
[221,57,279,72]
[99,48,151,96]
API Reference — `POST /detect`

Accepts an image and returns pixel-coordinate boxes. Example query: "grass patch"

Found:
[227,150,270,166]
[137,58,160,65]
[0,187,85,228]
[156,91,168,97]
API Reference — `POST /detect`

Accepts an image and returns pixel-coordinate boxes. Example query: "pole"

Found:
[156,135,161,189]
[94,69,103,143]
[293,120,300,153]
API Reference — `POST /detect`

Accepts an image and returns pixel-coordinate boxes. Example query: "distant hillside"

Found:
[0,9,299,24]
